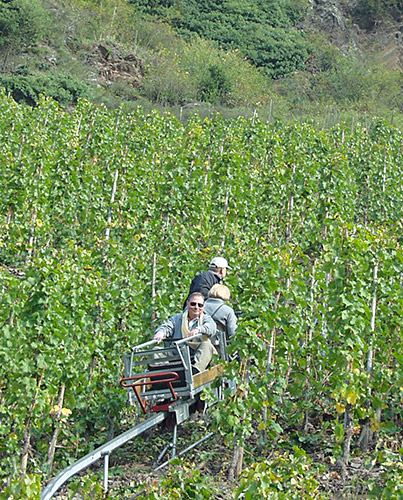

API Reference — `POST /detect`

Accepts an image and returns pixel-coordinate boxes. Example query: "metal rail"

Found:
[40,412,166,500]
[154,432,214,471]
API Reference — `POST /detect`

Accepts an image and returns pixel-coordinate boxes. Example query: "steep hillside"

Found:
[302,0,402,69]
[0,0,401,122]
[1,93,403,500]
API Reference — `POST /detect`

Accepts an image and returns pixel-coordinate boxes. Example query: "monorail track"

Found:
[41,334,229,499]
[41,413,166,500]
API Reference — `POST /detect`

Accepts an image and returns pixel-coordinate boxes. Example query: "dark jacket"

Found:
[187,270,222,300]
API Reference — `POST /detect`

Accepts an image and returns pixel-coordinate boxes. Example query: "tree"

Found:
[0,0,49,66]
[198,64,232,104]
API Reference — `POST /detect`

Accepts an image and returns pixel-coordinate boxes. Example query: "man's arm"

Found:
[153,316,175,343]
[198,314,217,338]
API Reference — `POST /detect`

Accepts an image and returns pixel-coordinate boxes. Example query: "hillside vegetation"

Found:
[1,93,403,498]
[0,0,401,123]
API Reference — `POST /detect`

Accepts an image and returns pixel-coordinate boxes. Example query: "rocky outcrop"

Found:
[302,0,402,69]
[86,43,144,87]
[302,0,360,50]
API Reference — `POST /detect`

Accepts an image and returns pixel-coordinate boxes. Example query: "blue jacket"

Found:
[204,298,238,338]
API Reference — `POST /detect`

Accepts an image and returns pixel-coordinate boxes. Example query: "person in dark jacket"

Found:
[186,257,232,303]
[204,284,238,339]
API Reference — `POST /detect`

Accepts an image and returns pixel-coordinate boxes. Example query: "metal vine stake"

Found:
[359,262,379,452]
[367,263,378,376]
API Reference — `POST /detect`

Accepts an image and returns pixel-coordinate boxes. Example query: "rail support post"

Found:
[154,422,178,466]
[102,451,110,493]
[171,423,177,459]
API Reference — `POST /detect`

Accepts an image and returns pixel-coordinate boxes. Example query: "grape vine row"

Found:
[1,92,402,497]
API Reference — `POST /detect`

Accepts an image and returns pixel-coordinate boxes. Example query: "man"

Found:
[153,292,217,373]
[186,256,232,302]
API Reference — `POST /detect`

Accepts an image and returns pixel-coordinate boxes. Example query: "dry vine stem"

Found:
[21,368,45,474]
[228,358,249,482]
[46,383,66,474]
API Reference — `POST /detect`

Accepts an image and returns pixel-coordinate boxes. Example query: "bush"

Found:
[1,474,42,500]
[0,0,49,51]
[234,448,327,500]
[135,460,220,499]
[181,38,270,107]
[197,64,232,104]
[243,26,311,79]
[0,73,90,106]
[139,28,270,107]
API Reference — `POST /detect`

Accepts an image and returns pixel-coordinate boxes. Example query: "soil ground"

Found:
[50,412,387,499]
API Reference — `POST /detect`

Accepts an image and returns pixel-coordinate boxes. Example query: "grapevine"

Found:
[0,92,402,497]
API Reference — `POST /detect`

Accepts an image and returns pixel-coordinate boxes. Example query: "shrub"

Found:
[242,26,311,79]
[135,460,220,499]
[0,0,49,51]
[0,73,90,106]
[234,448,327,500]
[197,64,232,104]
[139,29,270,107]
[1,474,42,500]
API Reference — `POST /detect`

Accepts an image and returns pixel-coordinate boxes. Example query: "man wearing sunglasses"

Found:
[153,292,217,373]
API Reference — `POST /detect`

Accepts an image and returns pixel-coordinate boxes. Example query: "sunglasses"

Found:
[189,301,204,308]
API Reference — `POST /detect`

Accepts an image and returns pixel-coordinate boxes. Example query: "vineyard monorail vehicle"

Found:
[41,332,230,500]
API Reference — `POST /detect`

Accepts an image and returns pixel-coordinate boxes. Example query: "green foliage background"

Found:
[1,92,403,497]
[0,0,401,126]
[130,0,311,78]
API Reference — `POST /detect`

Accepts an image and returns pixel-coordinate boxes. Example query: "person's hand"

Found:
[153,331,164,343]
[189,328,200,337]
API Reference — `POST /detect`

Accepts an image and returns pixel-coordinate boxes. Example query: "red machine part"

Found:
[120,372,180,413]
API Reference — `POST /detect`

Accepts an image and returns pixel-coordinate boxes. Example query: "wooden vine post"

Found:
[21,369,45,475]
[46,383,66,474]
[304,263,317,432]
[228,359,250,482]
[286,164,296,240]
[257,291,282,454]
[151,252,157,330]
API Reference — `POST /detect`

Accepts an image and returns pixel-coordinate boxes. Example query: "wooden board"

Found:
[193,364,224,389]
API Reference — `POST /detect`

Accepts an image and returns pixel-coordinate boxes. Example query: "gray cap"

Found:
[210,257,232,269]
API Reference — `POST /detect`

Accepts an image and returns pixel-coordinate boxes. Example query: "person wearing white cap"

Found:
[185,256,232,304]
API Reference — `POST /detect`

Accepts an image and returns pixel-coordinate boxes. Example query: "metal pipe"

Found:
[132,339,159,351]
[171,424,177,459]
[154,432,214,471]
[41,412,166,500]
[174,335,203,370]
[174,334,203,346]
[102,451,110,492]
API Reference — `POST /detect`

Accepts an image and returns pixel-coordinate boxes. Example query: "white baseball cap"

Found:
[210,257,232,269]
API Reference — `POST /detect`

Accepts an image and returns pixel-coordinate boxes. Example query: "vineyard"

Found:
[1,90,403,499]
